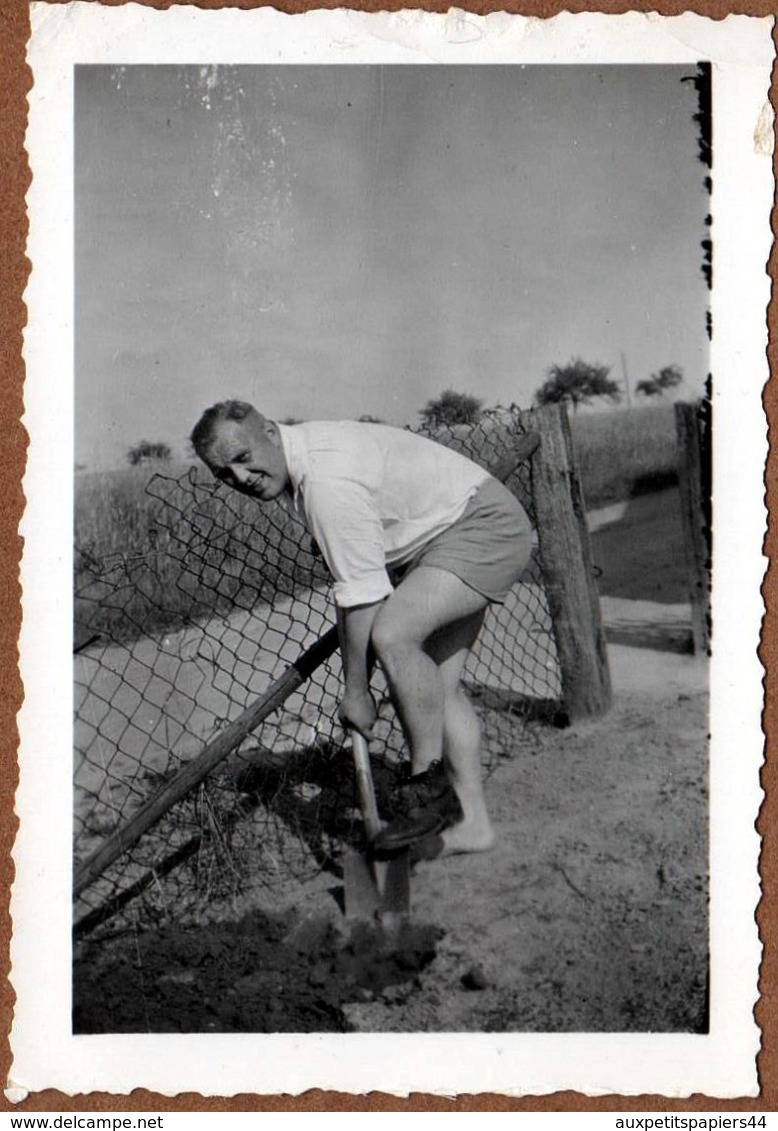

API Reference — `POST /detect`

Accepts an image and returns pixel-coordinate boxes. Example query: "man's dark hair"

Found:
[190,400,257,460]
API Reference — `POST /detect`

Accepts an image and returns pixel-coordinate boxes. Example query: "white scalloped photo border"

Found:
[12,3,772,1099]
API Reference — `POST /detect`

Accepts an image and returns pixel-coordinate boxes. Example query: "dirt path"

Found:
[589,486,689,604]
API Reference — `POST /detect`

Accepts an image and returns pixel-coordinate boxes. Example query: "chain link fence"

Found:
[74,409,562,936]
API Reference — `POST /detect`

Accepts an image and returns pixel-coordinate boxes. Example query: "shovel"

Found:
[343,731,412,921]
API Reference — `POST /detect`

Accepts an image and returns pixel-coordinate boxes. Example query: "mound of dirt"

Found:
[74,907,443,1033]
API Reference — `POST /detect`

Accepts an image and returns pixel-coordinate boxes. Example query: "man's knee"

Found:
[370,608,423,666]
[443,679,472,707]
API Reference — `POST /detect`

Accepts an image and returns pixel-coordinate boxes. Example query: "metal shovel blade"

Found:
[344,732,411,920]
[343,849,382,919]
[343,848,410,920]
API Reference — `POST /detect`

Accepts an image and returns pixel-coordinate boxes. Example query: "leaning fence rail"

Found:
[73,406,607,935]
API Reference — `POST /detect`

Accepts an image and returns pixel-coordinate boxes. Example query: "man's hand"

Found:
[338,687,377,738]
[337,601,383,739]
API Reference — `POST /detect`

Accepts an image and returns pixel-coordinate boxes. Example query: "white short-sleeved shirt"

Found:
[277,421,491,608]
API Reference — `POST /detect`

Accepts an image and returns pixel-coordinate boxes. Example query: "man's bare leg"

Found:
[371,567,488,776]
[427,611,495,855]
[371,567,494,853]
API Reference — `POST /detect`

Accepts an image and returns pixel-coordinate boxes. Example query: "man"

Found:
[190,401,532,857]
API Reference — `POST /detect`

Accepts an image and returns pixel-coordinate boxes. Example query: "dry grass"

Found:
[74,460,326,646]
[570,403,679,508]
[75,461,186,558]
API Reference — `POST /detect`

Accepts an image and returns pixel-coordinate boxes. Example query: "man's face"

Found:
[204,416,291,501]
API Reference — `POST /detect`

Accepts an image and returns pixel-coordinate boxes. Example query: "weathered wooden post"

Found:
[525,403,612,720]
[675,400,711,654]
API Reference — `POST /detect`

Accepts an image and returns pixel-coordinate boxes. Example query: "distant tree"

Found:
[419,389,484,428]
[635,378,662,399]
[534,358,621,413]
[358,413,384,424]
[636,365,684,399]
[127,440,172,467]
[280,416,302,425]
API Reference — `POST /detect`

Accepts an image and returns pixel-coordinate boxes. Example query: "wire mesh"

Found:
[73,409,561,935]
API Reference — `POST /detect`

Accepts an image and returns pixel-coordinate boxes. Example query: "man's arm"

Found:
[297,478,392,735]
[301,479,393,609]
[337,601,384,737]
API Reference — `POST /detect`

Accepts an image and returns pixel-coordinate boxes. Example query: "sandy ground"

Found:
[74,487,708,1033]
[340,639,707,1033]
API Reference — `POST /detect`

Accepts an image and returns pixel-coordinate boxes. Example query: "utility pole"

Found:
[620,351,633,410]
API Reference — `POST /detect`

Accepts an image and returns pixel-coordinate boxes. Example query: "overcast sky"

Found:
[75,64,709,469]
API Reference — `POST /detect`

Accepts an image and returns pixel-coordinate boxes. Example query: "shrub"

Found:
[419,390,484,428]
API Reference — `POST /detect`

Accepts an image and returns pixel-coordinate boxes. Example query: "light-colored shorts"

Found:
[401,477,533,604]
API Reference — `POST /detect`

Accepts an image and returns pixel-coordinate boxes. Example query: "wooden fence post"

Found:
[675,401,711,654]
[525,403,612,720]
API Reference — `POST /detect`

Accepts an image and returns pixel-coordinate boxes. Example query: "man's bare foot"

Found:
[439,820,496,857]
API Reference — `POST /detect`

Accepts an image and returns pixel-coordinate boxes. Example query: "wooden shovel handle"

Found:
[351,731,382,843]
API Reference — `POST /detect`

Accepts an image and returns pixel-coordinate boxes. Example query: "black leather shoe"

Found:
[390,760,462,826]
[371,812,445,856]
